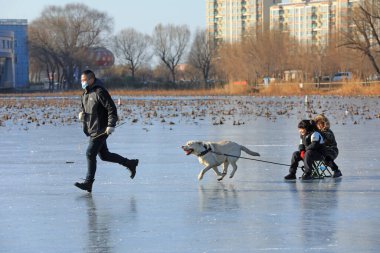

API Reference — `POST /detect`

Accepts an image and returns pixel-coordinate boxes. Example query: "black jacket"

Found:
[321,129,338,148]
[321,128,339,157]
[81,79,118,137]
[298,131,325,153]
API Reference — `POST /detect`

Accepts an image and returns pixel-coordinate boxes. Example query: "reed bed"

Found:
[0,82,379,97]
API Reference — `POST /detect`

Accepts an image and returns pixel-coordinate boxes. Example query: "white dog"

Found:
[182,140,260,181]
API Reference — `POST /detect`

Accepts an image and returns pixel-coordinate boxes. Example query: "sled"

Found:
[301,160,333,179]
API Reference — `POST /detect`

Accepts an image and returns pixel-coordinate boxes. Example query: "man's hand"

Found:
[106,127,115,135]
[78,112,84,121]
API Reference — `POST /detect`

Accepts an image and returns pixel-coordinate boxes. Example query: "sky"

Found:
[1,0,205,35]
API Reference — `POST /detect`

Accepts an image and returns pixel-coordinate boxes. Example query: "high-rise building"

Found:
[270,0,334,47]
[335,0,361,33]
[270,0,361,47]
[207,0,364,47]
[206,0,282,44]
[0,19,29,89]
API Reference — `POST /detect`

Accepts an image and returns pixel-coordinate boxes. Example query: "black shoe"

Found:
[74,179,94,193]
[284,173,296,180]
[127,159,139,179]
[301,173,313,180]
[333,169,342,178]
[330,161,339,171]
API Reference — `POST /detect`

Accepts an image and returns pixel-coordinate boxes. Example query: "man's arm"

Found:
[97,88,118,127]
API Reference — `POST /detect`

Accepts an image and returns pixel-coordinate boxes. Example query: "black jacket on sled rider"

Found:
[284,119,325,180]
[314,114,341,176]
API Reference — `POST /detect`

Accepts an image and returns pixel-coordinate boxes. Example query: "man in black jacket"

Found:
[75,70,138,193]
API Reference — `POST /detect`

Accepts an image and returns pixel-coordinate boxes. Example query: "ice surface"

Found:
[0,96,379,252]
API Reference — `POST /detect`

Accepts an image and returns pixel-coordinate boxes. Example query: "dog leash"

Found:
[92,121,127,139]
[210,150,294,167]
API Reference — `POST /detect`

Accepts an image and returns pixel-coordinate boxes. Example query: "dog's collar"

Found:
[198,145,212,157]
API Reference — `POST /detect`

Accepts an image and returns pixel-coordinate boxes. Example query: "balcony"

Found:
[214,11,222,18]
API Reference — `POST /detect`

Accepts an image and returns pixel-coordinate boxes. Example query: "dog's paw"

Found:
[198,174,203,181]
[217,174,226,181]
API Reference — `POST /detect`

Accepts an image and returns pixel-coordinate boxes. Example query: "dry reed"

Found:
[0,82,379,97]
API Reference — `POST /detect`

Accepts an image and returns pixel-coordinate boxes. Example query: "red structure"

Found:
[88,47,115,68]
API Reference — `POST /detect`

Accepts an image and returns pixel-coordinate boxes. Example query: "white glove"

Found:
[106,127,115,135]
[78,112,84,121]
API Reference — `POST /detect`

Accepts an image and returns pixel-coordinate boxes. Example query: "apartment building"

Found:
[270,0,334,47]
[206,0,281,44]
[206,0,363,47]
[270,0,361,47]
[335,0,362,33]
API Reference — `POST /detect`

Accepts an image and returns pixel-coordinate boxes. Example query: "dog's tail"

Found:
[240,145,260,156]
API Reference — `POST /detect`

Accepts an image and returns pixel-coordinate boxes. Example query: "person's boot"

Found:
[284,173,296,180]
[325,158,339,171]
[301,173,313,180]
[331,162,339,171]
[332,169,342,178]
[122,159,139,179]
[74,179,95,193]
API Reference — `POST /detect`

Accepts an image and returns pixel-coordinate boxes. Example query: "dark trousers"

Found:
[324,148,339,171]
[289,150,324,175]
[86,135,127,181]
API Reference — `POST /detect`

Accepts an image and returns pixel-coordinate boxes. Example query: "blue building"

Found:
[0,19,29,89]
[0,30,14,88]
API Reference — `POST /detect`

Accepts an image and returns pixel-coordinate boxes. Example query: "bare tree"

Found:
[113,28,151,80]
[340,0,380,74]
[217,42,245,83]
[152,24,191,85]
[187,29,217,89]
[220,29,294,83]
[29,28,62,90]
[29,3,113,88]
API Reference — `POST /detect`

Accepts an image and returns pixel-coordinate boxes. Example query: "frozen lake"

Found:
[0,96,380,252]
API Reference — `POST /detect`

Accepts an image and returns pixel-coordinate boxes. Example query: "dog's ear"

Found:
[186,140,196,146]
